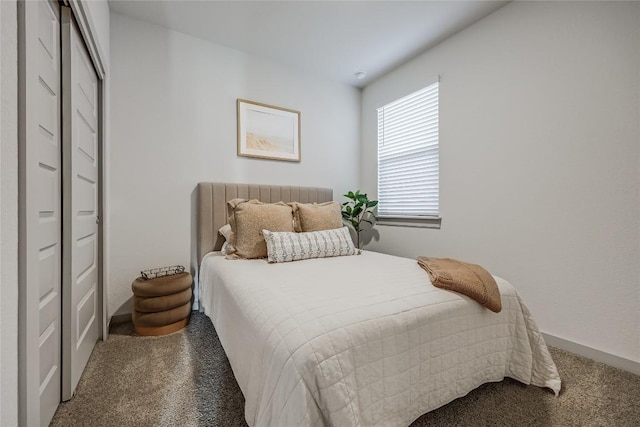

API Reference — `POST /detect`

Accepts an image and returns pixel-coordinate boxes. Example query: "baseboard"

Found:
[542,333,640,376]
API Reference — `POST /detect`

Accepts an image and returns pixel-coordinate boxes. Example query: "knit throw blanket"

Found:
[417,257,502,313]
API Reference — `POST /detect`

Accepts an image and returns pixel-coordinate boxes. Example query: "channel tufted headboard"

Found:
[197,182,333,264]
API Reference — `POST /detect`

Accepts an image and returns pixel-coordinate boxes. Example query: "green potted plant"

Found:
[342,190,378,249]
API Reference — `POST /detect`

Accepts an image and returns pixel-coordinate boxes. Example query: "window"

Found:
[377,81,439,224]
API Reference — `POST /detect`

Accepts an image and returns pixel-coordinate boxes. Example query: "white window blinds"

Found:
[377,81,439,218]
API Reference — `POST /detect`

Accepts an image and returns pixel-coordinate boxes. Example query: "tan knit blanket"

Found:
[417,257,502,313]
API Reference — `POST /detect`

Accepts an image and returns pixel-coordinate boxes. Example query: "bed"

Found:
[197,182,561,427]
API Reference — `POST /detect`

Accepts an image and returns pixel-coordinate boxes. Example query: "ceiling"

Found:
[108,0,509,88]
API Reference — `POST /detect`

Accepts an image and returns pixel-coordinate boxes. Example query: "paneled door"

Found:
[61,6,100,400]
[17,0,62,425]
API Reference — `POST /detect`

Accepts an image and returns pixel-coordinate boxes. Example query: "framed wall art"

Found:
[237,99,301,162]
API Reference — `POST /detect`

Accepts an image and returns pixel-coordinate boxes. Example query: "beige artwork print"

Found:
[245,109,295,154]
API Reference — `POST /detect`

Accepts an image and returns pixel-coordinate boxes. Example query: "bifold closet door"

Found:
[61,6,100,400]
[18,0,62,425]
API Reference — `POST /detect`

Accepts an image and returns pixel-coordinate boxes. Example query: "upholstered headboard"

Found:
[197,182,333,263]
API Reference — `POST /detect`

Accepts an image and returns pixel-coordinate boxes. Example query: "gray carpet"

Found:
[51,312,640,427]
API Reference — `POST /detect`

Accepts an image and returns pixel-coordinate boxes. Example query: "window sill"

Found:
[376,216,442,229]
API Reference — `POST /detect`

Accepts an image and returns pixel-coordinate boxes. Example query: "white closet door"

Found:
[18,0,61,425]
[61,7,100,399]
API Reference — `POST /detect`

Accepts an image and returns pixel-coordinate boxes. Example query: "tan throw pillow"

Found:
[226,199,294,259]
[291,201,343,232]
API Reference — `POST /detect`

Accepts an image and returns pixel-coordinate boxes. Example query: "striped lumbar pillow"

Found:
[262,227,358,263]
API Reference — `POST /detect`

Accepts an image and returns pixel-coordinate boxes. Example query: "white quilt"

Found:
[199,250,561,427]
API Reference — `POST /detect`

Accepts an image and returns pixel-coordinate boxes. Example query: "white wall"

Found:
[1,1,19,424]
[362,1,640,363]
[108,13,361,317]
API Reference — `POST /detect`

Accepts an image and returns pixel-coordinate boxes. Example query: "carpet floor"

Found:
[51,312,640,427]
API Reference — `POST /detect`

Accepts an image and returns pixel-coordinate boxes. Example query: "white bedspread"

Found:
[199,250,561,427]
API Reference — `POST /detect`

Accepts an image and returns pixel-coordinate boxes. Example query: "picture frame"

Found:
[237,99,301,162]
